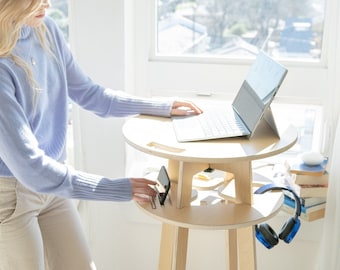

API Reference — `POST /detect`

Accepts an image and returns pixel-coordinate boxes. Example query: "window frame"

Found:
[149,0,329,68]
[131,0,337,106]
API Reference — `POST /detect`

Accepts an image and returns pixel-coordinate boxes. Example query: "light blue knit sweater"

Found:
[0,17,173,201]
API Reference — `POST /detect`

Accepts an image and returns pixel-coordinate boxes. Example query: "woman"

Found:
[0,1,202,269]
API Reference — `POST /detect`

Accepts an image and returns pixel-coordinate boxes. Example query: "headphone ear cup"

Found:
[279,217,301,243]
[255,223,279,249]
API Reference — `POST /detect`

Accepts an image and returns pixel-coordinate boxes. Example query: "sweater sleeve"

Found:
[65,62,175,118]
[0,64,132,202]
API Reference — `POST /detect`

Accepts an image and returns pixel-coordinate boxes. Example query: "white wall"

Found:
[69,0,130,268]
[68,0,333,269]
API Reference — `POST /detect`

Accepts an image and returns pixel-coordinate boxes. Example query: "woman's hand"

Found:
[130,178,157,202]
[171,100,203,116]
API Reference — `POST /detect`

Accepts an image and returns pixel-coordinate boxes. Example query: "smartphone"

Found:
[156,166,171,205]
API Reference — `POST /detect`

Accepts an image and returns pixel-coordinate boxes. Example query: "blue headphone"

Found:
[254,183,302,249]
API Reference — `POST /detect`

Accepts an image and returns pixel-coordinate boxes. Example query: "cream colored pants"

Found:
[0,177,96,270]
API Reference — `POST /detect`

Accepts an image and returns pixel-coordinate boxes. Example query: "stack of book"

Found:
[283,158,328,221]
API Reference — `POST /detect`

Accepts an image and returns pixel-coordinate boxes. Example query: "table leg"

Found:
[216,161,255,270]
[237,226,257,270]
[226,229,238,270]
[225,226,256,270]
[159,223,189,270]
[158,224,174,270]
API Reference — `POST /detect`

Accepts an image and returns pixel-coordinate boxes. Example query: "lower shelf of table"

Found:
[136,191,283,230]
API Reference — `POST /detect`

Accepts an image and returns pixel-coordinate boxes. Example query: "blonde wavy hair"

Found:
[0,0,54,92]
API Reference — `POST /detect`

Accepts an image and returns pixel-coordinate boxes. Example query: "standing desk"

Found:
[122,115,297,270]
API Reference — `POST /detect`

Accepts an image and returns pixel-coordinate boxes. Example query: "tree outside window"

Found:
[156,0,325,60]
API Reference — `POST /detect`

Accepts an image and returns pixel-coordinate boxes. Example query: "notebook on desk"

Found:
[172,51,288,142]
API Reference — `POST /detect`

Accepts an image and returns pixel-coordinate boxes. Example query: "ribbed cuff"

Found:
[72,172,132,202]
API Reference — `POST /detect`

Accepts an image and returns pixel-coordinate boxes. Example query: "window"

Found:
[47,0,69,41]
[155,0,326,61]
[133,0,336,101]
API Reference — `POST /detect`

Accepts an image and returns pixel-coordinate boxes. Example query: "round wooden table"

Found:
[123,115,297,270]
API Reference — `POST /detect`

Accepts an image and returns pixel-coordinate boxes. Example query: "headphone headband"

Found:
[254,183,302,217]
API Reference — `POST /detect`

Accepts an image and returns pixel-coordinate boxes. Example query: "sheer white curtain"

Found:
[317,1,340,268]
[317,116,340,269]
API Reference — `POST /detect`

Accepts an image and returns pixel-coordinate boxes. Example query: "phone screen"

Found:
[157,166,171,205]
